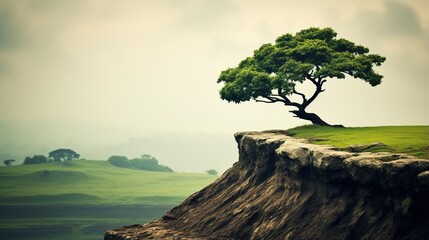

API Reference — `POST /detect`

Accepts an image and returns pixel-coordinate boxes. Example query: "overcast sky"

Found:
[1,0,428,147]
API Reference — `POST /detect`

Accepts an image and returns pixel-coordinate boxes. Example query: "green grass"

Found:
[286,125,429,159]
[0,204,172,240]
[0,160,218,240]
[0,160,217,205]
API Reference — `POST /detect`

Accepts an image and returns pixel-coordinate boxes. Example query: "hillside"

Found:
[106,129,429,239]
[0,160,217,205]
[0,160,217,240]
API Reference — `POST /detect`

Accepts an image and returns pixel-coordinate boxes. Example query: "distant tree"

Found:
[130,154,173,172]
[217,27,386,126]
[3,159,15,166]
[107,155,133,168]
[206,169,218,175]
[48,149,80,162]
[23,155,48,165]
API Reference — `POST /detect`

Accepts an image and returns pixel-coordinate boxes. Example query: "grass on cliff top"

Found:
[286,125,429,159]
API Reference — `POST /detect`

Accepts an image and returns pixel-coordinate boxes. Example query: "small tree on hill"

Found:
[206,169,218,175]
[3,159,15,166]
[48,149,80,162]
[23,155,48,165]
[130,154,173,172]
[217,27,386,126]
[107,155,133,168]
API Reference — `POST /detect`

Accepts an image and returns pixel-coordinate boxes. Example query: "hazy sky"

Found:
[0,0,428,149]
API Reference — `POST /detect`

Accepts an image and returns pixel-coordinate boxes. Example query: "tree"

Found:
[217,27,386,126]
[130,154,173,172]
[206,169,218,175]
[3,159,15,166]
[48,149,80,162]
[23,155,48,165]
[107,155,133,168]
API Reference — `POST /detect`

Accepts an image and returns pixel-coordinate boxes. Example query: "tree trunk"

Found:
[290,110,343,127]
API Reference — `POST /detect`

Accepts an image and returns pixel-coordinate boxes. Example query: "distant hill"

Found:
[0,160,217,240]
[0,159,217,205]
[0,131,237,173]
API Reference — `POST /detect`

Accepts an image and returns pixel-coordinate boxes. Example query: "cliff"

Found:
[105,131,429,239]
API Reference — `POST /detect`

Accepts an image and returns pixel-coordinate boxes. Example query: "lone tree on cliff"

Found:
[217,27,385,126]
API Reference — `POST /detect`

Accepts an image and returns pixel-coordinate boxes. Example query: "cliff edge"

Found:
[105,131,429,239]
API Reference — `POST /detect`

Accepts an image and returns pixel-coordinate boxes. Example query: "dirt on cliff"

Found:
[105,131,429,240]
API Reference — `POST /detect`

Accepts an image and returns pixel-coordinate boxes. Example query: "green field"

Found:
[286,125,429,159]
[0,160,218,240]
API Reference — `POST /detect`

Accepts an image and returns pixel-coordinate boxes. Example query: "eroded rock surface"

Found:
[105,131,429,240]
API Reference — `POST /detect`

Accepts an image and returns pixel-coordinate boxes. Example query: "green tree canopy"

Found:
[206,169,218,175]
[48,149,80,162]
[23,155,48,165]
[107,154,173,172]
[217,27,386,126]
[3,159,15,166]
[130,154,173,172]
[107,155,133,168]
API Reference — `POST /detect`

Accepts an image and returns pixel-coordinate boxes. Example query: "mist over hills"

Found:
[93,133,237,173]
[0,121,237,173]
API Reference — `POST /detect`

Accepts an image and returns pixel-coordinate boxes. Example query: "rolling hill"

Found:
[0,160,217,240]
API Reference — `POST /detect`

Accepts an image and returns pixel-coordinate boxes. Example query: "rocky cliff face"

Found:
[105,131,429,240]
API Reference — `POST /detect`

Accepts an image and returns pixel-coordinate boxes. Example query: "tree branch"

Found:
[255,94,301,109]
[320,79,327,92]
[256,99,277,104]
[255,96,285,104]
[302,76,326,109]
[307,75,317,85]
[293,88,307,104]
[274,89,298,107]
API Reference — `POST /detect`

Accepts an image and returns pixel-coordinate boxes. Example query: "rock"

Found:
[105,131,429,240]
[348,142,386,152]
[417,171,429,187]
